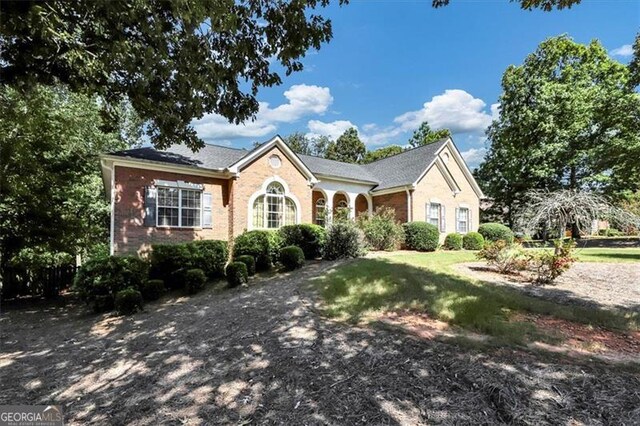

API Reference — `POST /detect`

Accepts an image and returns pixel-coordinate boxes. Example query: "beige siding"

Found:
[411,146,480,239]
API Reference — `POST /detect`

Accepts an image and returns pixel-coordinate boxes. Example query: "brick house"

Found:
[100,135,484,255]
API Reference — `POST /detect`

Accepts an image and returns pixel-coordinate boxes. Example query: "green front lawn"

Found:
[313,249,638,345]
[574,247,640,263]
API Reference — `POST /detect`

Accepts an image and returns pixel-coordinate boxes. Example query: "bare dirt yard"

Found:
[1,261,639,425]
[455,262,640,312]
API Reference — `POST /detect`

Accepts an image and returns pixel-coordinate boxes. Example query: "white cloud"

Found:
[307,120,357,140]
[460,147,486,169]
[610,44,633,57]
[193,84,332,141]
[490,103,500,121]
[393,89,493,135]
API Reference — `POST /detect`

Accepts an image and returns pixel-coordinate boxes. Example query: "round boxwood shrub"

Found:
[402,222,439,252]
[478,223,514,243]
[114,287,143,315]
[323,221,366,260]
[279,246,305,271]
[185,268,207,294]
[141,279,165,301]
[235,255,256,276]
[278,224,326,259]
[149,243,192,289]
[233,230,283,271]
[443,233,463,250]
[226,262,248,288]
[463,232,485,250]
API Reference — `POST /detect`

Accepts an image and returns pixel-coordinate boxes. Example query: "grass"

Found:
[573,247,640,263]
[313,250,638,345]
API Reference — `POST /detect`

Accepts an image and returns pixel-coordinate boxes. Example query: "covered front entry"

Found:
[311,186,372,225]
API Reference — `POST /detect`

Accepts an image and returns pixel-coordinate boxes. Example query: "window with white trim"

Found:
[457,208,469,233]
[315,198,326,226]
[157,187,202,227]
[428,203,441,228]
[252,182,297,229]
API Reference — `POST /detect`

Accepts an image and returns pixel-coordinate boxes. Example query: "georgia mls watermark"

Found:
[0,405,64,426]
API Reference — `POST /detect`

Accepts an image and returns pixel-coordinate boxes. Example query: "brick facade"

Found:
[231,146,313,237]
[372,191,408,223]
[113,166,229,255]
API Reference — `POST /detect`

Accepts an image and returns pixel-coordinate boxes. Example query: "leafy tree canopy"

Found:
[408,122,451,148]
[0,0,344,150]
[629,33,640,89]
[325,127,366,163]
[0,85,141,271]
[362,145,404,164]
[432,0,581,11]
[477,35,640,226]
[283,132,332,157]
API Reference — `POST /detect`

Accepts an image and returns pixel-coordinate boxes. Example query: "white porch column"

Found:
[366,194,373,216]
[323,189,336,225]
[347,192,358,220]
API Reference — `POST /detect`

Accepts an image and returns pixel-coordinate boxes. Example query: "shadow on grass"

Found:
[312,257,638,345]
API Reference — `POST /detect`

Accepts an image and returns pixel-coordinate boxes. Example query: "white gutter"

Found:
[406,188,412,222]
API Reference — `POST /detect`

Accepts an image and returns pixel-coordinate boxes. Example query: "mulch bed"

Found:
[1,260,639,425]
[455,261,640,312]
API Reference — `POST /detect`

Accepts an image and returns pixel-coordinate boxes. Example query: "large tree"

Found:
[477,36,640,226]
[0,85,141,274]
[0,0,344,150]
[282,132,333,157]
[432,0,581,11]
[408,122,451,148]
[326,127,366,163]
[628,33,640,89]
[363,145,404,164]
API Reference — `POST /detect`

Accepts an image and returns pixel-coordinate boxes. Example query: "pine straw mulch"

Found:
[1,260,639,425]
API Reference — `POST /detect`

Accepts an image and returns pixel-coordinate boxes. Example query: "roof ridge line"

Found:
[364,138,449,166]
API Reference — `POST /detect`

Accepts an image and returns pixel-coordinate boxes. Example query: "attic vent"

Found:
[269,154,282,168]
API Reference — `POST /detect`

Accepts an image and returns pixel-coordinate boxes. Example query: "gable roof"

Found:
[362,138,449,191]
[104,136,480,196]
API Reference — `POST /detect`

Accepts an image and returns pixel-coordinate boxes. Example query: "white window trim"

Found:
[156,187,204,229]
[457,207,470,234]
[428,202,441,228]
[247,177,301,230]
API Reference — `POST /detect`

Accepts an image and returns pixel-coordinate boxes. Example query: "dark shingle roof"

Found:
[362,138,448,191]
[107,138,449,191]
[297,154,379,183]
[110,144,248,171]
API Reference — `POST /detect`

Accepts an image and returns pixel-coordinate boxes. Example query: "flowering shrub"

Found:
[477,240,529,274]
[528,240,576,284]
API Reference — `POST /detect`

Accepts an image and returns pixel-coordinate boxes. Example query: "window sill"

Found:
[155,226,206,230]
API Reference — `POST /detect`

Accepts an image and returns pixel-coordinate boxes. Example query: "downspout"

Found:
[109,162,116,256]
[227,178,235,262]
[406,188,413,222]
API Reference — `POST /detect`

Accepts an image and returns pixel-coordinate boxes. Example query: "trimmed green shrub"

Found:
[150,240,228,287]
[279,246,305,271]
[478,223,514,243]
[357,206,404,251]
[233,230,283,271]
[73,255,149,312]
[141,279,165,301]
[462,232,485,250]
[149,243,192,289]
[226,262,248,288]
[402,222,439,252]
[324,221,366,260]
[279,224,326,259]
[190,240,228,278]
[443,233,463,250]
[114,287,144,315]
[185,268,207,294]
[235,255,256,276]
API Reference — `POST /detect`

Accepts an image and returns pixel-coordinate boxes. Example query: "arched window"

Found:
[252,181,297,229]
[315,198,326,226]
[337,200,348,209]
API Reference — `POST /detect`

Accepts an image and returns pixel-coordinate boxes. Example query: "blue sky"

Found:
[192,0,639,167]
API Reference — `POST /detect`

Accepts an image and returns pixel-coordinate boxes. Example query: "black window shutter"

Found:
[144,186,156,227]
